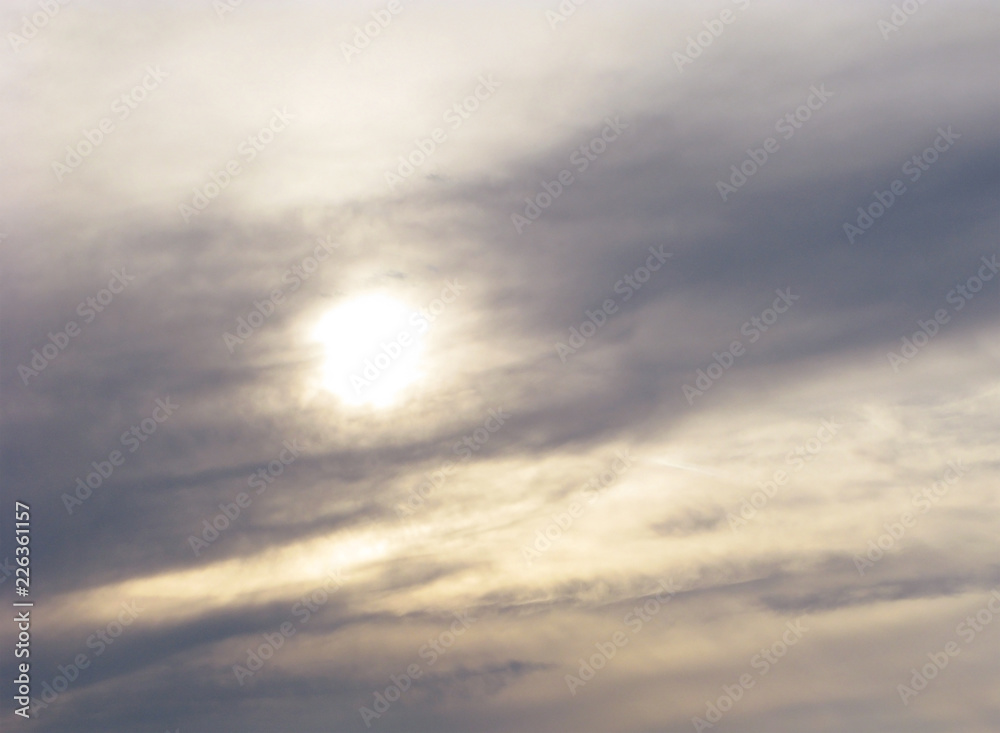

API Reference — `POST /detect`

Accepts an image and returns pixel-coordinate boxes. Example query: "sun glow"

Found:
[313,293,424,408]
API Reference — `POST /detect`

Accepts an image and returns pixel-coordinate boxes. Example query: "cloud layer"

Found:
[1,1,998,732]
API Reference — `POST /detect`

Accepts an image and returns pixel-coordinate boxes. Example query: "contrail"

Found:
[651,457,734,480]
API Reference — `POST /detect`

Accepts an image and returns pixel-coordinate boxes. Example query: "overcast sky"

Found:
[1,1,999,732]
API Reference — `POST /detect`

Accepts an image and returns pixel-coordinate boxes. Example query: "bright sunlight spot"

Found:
[313,293,424,408]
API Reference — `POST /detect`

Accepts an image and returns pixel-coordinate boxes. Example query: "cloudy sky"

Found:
[1,1,999,731]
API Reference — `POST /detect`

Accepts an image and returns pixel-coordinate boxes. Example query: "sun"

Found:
[312,293,424,408]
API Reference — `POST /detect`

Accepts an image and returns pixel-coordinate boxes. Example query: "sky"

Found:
[1,1,998,732]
